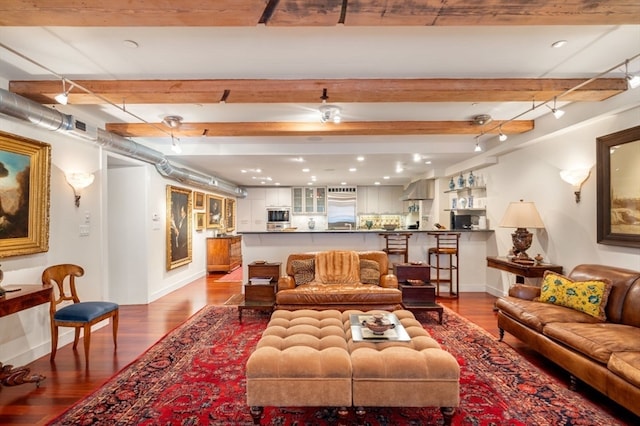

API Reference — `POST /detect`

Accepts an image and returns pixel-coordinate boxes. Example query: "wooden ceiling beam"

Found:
[9,78,626,105]
[0,1,637,26]
[105,120,534,138]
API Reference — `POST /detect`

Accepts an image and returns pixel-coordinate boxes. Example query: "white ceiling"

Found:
[1,24,639,187]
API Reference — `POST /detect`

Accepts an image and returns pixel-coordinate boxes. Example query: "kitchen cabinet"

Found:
[265,187,291,207]
[292,187,326,214]
[237,199,267,232]
[357,186,403,214]
[207,236,242,273]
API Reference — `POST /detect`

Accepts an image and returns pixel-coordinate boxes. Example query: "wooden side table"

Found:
[238,262,281,321]
[0,284,52,387]
[486,256,563,284]
[398,283,444,324]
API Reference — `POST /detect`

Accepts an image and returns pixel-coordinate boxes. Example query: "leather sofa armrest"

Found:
[277,276,295,292]
[508,284,541,300]
[380,274,399,289]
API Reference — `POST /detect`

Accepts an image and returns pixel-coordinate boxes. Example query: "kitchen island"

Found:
[238,229,496,293]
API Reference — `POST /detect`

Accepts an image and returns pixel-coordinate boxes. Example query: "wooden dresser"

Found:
[207,236,242,273]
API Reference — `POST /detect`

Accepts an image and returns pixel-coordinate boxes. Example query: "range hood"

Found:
[401,179,435,201]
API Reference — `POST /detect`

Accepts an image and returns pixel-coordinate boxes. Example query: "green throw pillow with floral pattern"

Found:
[539,271,612,321]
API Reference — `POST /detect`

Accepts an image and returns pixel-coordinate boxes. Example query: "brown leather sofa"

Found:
[275,250,403,311]
[496,264,640,416]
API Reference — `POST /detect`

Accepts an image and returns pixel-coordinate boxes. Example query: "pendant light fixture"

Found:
[319,88,341,124]
[54,79,74,105]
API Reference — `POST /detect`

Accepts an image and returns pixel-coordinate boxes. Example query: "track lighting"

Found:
[55,79,74,105]
[170,134,182,154]
[474,136,482,152]
[547,96,565,119]
[625,60,640,89]
[498,127,508,142]
[162,115,183,128]
[319,88,341,124]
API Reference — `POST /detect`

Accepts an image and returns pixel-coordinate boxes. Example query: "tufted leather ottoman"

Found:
[343,309,460,424]
[246,309,460,425]
[246,309,353,424]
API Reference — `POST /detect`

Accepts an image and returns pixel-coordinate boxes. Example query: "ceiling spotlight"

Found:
[551,40,568,48]
[170,134,182,154]
[498,127,508,142]
[474,136,482,152]
[547,97,565,119]
[472,114,492,126]
[162,115,183,128]
[625,59,640,89]
[319,88,342,124]
[54,79,74,105]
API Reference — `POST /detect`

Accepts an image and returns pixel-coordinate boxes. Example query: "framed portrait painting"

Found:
[596,125,640,248]
[194,191,205,210]
[206,194,224,229]
[195,212,205,231]
[166,185,192,270]
[225,198,236,232]
[0,131,51,257]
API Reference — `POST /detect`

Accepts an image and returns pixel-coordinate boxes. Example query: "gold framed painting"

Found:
[195,212,205,231]
[596,125,640,248]
[194,191,205,210]
[0,131,51,257]
[225,198,236,232]
[166,185,192,270]
[206,194,224,229]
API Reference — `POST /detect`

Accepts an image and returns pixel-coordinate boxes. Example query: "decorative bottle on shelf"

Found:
[457,173,465,188]
[308,218,315,230]
[448,177,455,190]
[468,171,475,187]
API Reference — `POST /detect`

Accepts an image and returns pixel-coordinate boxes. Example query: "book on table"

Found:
[249,276,273,285]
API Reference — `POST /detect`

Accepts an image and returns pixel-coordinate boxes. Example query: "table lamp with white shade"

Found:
[499,200,545,263]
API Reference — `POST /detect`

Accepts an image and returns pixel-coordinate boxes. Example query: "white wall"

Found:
[483,107,640,296]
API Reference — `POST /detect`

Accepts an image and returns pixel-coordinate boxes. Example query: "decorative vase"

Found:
[458,173,465,188]
[308,218,315,230]
[365,220,373,230]
[468,171,475,187]
[448,178,455,190]
[534,253,544,264]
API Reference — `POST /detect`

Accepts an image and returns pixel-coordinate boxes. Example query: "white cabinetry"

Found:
[292,187,326,214]
[357,186,403,214]
[265,187,291,207]
[237,188,268,232]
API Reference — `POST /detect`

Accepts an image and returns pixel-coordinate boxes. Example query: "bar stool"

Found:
[380,232,412,268]
[427,232,460,298]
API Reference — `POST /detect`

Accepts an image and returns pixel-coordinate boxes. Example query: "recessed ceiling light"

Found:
[302,168,310,172]
[413,154,421,162]
[374,181,381,185]
[307,182,313,185]
[241,169,247,173]
[424,160,432,165]
[349,168,357,172]
[293,157,304,162]
[275,182,281,186]
[255,168,262,173]
[357,156,364,162]
[395,166,403,173]
[383,176,390,180]
[341,182,347,185]
[551,40,568,48]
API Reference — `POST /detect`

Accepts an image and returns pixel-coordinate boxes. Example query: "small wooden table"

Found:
[486,256,563,283]
[238,261,280,321]
[0,284,52,387]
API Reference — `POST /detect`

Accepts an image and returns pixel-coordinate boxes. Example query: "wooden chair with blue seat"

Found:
[42,264,119,367]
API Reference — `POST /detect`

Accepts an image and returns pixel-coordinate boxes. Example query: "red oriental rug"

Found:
[48,306,626,425]
[214,267,243,282]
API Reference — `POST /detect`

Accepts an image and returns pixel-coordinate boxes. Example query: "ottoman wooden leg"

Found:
[354,406,366,425]
[337,406,349,426]
[250,406,263,424]
[441,406,455,426]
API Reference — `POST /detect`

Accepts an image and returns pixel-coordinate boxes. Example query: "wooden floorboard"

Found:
[0,273,636,424]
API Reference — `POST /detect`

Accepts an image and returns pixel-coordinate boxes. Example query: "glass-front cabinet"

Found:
[292,187,326,214]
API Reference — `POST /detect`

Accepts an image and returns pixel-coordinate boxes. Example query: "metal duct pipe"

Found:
[0,88,72,131]
[0,88,246,197]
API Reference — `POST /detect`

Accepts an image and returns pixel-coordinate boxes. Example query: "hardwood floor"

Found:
[0,273,636,425]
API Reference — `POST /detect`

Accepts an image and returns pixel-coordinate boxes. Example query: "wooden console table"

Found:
[486,256,563,284]
[0,284,52,387]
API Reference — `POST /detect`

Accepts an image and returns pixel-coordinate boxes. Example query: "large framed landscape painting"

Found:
[596,125,640,248]
[0,131,51,257]
[166,185,192,270]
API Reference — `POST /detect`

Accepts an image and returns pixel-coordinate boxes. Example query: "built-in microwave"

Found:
[267,208,290,223]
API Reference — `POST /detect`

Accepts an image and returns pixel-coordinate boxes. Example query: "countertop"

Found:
[238,229,494,234]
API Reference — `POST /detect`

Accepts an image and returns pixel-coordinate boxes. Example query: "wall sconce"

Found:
[66,172,95,207]
[560,169,591,203]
